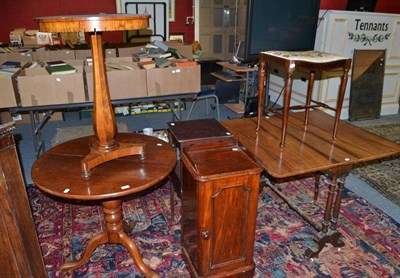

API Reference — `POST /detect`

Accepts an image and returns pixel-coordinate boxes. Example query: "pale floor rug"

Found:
[351,123,400,206]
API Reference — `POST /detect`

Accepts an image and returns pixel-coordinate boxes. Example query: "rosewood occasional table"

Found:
[222,110,400,258]
[32,134,176,277]
[32,14,177,277]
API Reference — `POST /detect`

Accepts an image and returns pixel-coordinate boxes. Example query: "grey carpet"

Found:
[351,123,400,206]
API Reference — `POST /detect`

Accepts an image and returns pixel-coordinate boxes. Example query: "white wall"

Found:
[268,10,400,119]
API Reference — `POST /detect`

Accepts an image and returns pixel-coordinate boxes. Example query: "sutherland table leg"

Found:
[305,166,351,258]
[60,199,159,278]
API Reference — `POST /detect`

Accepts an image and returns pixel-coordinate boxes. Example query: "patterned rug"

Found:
[351,123,400,206]
[29,176,400,278]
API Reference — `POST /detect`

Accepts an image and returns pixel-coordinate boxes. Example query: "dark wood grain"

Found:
[32,133,176,200]
[181,143,261,277]
[0,123,47,278]
[223,110,400,257]
[31,133,175,277]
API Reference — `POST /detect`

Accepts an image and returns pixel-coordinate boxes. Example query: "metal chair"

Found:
[186,85,220,121]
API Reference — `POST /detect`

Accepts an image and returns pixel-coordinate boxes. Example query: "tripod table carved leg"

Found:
[61,199,159,277]
[60,231,108,271]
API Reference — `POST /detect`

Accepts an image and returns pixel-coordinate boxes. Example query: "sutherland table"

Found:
[31,134,176,276]
[221,110,400,257]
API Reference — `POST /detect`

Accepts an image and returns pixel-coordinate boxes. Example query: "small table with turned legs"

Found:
[257,51,352,148]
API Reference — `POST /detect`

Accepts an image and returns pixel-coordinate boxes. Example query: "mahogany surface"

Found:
[34,14,150,33]
[181,142,261,277]
[167,118,234,223]
[32,134,175,277]
[167,118,233,150]
[0,123,47,278]
[222,111,400,257]
[32,134,176,200]
[223,110,400,179]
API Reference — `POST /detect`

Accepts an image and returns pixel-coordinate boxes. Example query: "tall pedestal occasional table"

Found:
[32,14,177,278]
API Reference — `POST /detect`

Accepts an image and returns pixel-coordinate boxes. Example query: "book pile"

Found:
[0,68,17,77]
[139,60,156,69]
[133,40,196,70]
[0,47,16,53]
[45,60,77,75]
[105,61,140,71]
[1,61,21,69]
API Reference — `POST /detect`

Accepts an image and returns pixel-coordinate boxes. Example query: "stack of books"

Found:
[105,61,140,71]
[45,60,77,75]
[0,68,17,77]
[1,61,21,69]
[139,60,156,69]
[0,47,16,53]
[132,41,198,69]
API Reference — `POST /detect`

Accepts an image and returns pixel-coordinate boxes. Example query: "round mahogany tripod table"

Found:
[31,134,176,277]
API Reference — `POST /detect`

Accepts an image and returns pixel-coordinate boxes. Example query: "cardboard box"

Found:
[105,48,117,58]
[146,65,200,96]
[32,49,75,61]
[85,57,147,101]
[9,28,26,46]
[75,48,117,60]
[164,41,193,59]
[0,51,33,63]
[0,67,22,108]
[17,65,86,106]
[60,32,79,45]
[117,46,147,57]
[23,30,39,46]
[74,49,92,60]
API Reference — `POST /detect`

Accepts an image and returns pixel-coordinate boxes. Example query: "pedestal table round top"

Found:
[35,13,150,33]
[31,133,176,200]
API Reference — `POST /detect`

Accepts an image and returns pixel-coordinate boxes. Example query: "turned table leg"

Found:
[61,199,159,278]
[305,166,351,258]
[60,232,108,271]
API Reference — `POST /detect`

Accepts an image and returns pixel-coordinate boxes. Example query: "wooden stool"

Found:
[256,51,352,148]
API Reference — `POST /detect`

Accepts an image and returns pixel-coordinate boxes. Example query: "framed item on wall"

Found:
[169,32,185,42]
[169,0,175,21]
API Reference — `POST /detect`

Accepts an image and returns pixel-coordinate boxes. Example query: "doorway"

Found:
[195,0,247,60]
